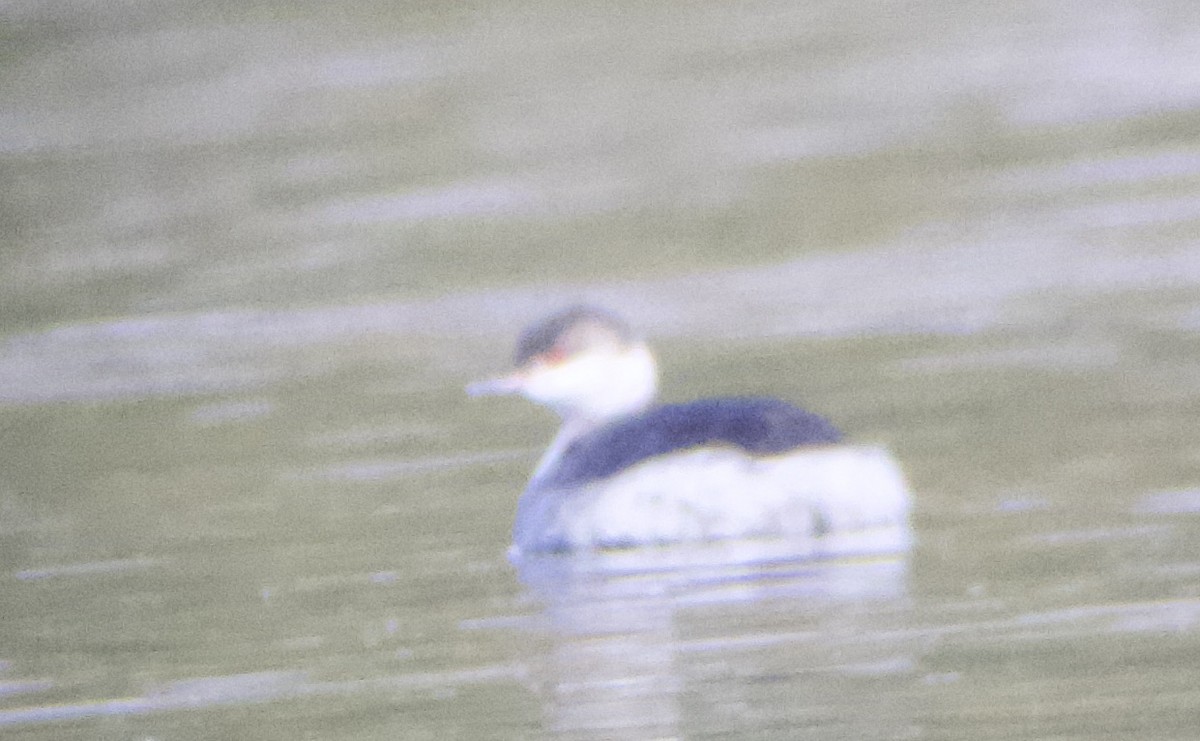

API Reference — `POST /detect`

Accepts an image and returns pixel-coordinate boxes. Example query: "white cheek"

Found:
[522,357,605,406]
[517,344,658,421]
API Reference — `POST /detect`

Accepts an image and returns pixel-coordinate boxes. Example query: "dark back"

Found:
[537,397,843,490]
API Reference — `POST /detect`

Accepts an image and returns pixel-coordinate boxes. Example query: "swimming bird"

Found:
[468,305,910,556]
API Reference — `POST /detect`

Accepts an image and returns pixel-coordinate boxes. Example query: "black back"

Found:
[537,397,843,490]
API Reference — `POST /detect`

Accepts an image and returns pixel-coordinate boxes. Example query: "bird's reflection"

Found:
[514,538,912,738]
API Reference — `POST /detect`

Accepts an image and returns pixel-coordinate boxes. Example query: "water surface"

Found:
[3,0,1200,738]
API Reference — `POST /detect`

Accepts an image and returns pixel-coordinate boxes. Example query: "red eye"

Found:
[542,347,567,365]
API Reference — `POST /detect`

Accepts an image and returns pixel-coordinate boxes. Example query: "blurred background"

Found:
[2,0,1200,738]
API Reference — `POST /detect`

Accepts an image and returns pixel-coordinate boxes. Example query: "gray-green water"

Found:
[3,0,1200,738]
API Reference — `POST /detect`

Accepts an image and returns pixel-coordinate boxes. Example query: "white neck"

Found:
[525,342,658,485]
[529,417,594,485]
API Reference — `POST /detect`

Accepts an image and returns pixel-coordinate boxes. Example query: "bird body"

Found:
[467,306,910,556]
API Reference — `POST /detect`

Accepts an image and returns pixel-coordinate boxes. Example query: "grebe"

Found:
[468,305,911,556]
